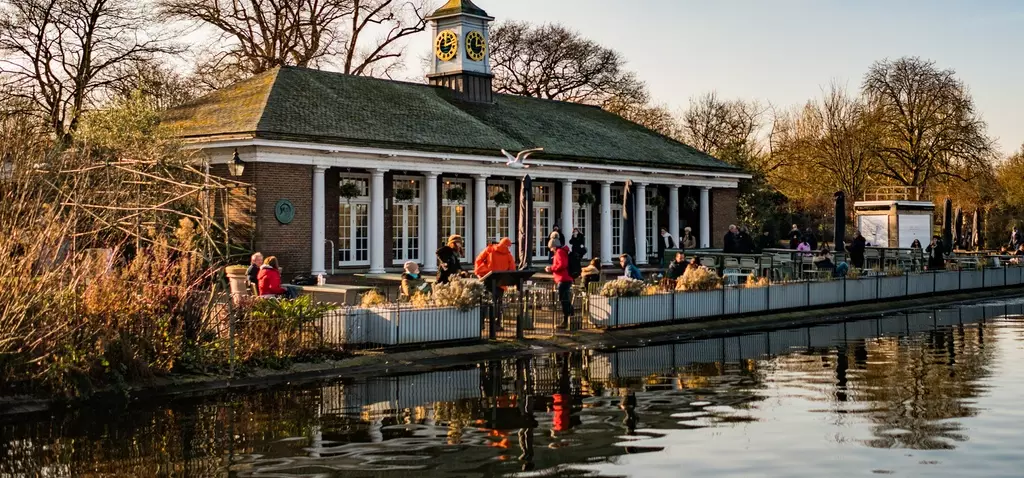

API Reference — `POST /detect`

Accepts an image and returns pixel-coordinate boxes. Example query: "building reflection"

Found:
[1,303,1020,476]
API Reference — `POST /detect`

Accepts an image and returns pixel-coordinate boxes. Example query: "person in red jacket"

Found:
[545,239,574,329]
[257,256,298,299]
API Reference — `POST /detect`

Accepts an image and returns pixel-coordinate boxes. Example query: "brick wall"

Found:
[252,163,313,274]
[711,188,739,248]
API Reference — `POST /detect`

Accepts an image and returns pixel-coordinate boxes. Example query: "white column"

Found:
[369,169,387,274]
[635,182,648,265]
[700,186,711,249]
[423,172,440,272]
[668,185,680,248]
[311,165,327,277]
[600,181,613,265]
[560,178,574,242]
[473,174,489,257]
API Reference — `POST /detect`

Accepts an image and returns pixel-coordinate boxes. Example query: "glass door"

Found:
[533,183,553,260]
[392,177,421,264]
[338,177,370,266]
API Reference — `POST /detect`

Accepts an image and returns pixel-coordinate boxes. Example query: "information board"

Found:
[858,215,889,248]
[898,214,932,249]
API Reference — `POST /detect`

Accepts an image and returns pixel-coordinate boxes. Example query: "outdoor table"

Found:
[299,284,374,306]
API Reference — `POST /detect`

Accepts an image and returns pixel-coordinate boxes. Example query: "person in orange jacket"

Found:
[475,238,516,278]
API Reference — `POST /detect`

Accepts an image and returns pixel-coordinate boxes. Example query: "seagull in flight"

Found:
[501,147,543,169]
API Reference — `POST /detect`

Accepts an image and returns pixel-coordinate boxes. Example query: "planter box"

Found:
[588,294,675,328]
[322,306,480,345]
[907,274,935,296]
[844,278,877,302]
[769,283,808,311]
[959,270,983,290]
[736,287,769,314]
[934,271,959,292]
[878,276,909,299]
[984,268,1006,288]
[1005,267,1023,286]
[675,290,725,319]
[378,306,481,345]
[809,281,843,306]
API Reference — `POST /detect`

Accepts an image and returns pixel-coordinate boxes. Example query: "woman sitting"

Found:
[257,256,299,299]
[401,261,427,301]
[812,246,835,272]
[581,258,602,292]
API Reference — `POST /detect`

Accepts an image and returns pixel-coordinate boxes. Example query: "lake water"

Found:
[4,299,1024,477]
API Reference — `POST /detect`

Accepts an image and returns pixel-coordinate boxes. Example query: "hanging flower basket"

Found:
[684,196,698,211]
[576,191,596,208]
[492,190,512,206]
[340,182,362,203]
[648,195,667,209]
[446,187,467,203]
[394,187,415,202]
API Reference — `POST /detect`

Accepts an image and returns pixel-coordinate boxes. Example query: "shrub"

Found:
[847,268,863,280]
[676,266,722,291]
[432,277,490,311]
[977,258,991,270]
[885,266,905,277]
[359,289,389,308]
[600,279,646,298]
[745,274,770,288]
[410,292,433,309]
[236,295,337,365]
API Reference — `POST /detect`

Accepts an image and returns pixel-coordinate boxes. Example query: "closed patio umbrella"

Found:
[622,180,637,261]
[833,191,846,251]
[950,206,958,250]
[942,198,953,254]
[972,209,982,250]
[517,174,533,270]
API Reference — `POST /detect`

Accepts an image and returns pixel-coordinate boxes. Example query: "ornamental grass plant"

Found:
[676,266,723,292]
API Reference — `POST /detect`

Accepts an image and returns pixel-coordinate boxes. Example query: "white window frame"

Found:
[572,184,593,259]
[338,174,371,266]
[646,187,659,261]
[533,182,555,260]
[441,178,473,260]
[611,186,624,256]
[487,180,516,245]
[392,176,423,265]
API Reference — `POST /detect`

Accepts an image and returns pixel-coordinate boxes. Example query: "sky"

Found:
[407,0,1024,156]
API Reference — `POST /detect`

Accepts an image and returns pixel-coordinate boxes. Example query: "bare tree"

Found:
[490,21,646,106]
[111,61,201,110]
[771,83,877,206]
[0,0,177,144]
[159,0,429,87]
[863,57,994,190]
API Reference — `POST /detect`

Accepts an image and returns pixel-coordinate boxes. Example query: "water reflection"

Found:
[3,301,1024,477]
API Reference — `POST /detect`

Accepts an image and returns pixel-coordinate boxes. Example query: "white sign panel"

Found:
[898,214,932,249]
[858,215,889,248]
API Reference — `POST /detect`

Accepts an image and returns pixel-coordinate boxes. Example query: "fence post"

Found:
[806,278,811,307]
[489,285,498,341]
[516,291,525,340]
[229,301,235,379]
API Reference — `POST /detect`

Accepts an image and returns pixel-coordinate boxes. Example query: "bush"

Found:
[359,289,388,308]
[600,279,646,298]
[432,277,489,311]
[745,274,770,288]
[676,266,722,291]
[235,295,337,365]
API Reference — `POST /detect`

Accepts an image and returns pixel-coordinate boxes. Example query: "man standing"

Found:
[657,227,676,263]
[666,251,691,280]
[788,224,802,249]
[847,233,867,269]
[546,239,574,330]
[723,225,739,253]
[1010,227,1022,251]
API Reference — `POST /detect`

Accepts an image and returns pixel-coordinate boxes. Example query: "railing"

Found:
[863,186,925,202]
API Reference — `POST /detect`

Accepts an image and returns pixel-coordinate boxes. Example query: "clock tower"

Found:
[426,0,494,103]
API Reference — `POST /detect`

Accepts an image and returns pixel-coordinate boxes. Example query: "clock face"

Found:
[465,30,487,61]
[434,30,458,62]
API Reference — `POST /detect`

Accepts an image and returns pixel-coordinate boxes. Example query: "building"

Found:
[163,0,747,276]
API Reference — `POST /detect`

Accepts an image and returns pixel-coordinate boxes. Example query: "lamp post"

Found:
[227,149,245,178]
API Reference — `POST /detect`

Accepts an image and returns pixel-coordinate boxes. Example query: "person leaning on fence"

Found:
[257,256,299,299]
[546,239,574,330]
[247,252,263,285]
[400,261,426,301]
[581,258,602,292]
[619,254,643,281]
[436,235,464,284]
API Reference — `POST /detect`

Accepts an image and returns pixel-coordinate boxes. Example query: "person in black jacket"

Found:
[788,224,802,249]
[737,226,755,254]
[847,233,867,269]
[569,228,587,257]
[757,230,774,254]
[723,225,740,253]
[804,228,818,252]
[247,252,263,285]
[666,251,691,280]
[436,235,465,284]
[926,235,946,270]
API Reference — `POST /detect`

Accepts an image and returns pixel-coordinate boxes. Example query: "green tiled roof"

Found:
[163,66,736,172]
